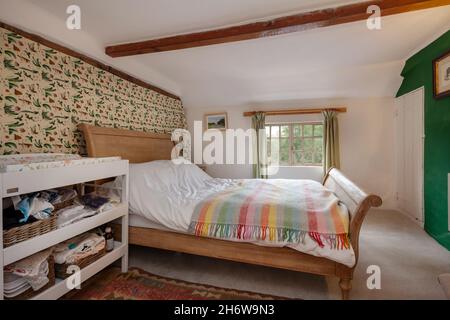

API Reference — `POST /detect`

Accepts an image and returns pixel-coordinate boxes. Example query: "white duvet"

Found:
[125,160,355,267]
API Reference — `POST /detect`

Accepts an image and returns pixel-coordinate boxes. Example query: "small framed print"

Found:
[204,112,228,130]
[433,49,450,99]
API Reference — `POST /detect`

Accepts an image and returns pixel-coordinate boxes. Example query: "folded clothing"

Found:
[3,188,78,228]
[4,261,49,298]
[56,204,96,228]
[79,193,110,210]
[55,193,113,228]
[54,232,105,265]
[38,190,60,204]
[3,205,38,230]
[14,194,54,222]
[4,248,52,295]
[40,188,77,206]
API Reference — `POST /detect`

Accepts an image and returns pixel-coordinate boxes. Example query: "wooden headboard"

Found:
[79,124,174,163]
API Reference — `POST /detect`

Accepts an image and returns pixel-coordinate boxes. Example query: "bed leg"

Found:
[339,278,352,300]
[121,252,128,273]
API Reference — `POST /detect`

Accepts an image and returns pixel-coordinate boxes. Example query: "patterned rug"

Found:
[65,267,289,300]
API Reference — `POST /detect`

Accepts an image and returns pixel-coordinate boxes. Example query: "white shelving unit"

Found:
[0,159,129,300]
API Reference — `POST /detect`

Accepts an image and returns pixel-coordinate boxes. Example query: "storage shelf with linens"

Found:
[0,154,129,300]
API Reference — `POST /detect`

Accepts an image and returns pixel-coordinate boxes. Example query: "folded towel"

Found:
[56,204,96,228]
[4,248,52,292]
[4,272,30,293]
[4,272,31,298]
[54,233,105,264]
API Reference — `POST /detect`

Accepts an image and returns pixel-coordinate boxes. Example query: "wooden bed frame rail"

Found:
[79,124,382,299]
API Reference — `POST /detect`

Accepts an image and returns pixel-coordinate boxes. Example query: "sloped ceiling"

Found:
[1,0,450,107]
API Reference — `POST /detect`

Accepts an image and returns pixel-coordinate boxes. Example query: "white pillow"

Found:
[129,160,211,193]
[127,160,213,230]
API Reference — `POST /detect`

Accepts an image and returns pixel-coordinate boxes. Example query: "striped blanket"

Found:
[188,179,350,250]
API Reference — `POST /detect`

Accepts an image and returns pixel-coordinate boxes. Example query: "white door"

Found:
[395,87,424,224]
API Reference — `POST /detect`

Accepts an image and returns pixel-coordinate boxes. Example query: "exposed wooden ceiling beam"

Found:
[106,0,450,57]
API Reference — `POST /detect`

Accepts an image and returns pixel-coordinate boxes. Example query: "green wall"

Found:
[397,30,450,250]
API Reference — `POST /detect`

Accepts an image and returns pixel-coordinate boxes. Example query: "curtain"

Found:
[322,110,340,175]
[252,112,268,179]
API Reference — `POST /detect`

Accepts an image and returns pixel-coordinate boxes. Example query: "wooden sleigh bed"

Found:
[79,124,382,300]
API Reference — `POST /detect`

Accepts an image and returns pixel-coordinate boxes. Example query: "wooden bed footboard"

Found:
[80,124,382,300]
[322,168,382,299]
[322,169,383,265]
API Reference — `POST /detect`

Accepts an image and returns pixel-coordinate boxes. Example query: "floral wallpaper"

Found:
[0,27,187,155]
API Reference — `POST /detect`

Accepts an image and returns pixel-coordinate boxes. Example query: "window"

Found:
[266,122,324,166]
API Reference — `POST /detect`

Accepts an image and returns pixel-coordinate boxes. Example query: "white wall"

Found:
[185,97,396,209]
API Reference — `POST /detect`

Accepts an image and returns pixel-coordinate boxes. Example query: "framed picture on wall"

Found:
[204,112,228,130]
[433,49,450,99]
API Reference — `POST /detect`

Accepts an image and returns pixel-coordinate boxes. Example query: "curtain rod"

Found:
[243,107,347,117]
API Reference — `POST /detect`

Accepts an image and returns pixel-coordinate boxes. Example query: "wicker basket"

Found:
[53,197,77,211]
[3,215,58,248]
[3,197,76,247]
[55,247,106,279]
[5,255,55,300]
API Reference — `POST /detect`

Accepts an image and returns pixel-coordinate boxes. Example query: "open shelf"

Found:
[3,203,128,266]
[31,241,126,300]
[1,158,129,300]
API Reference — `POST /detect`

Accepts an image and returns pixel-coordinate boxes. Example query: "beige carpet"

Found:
[438,274,450,299]
[128,209,450,300]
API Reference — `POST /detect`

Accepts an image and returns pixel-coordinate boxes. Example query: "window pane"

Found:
[293,138,302,150]
[280,137,289,149]
[293,151,302,165]
[267,123,324,167]
[314,137,323,150]
[314,124,323,137]
[293,125,302,137]
[303,151,313,163]
[281,125,289,138]
[313,137,323,165]
[271,126,279,138]
[280,138,289,165]
[303,125,313,137]
[313,151,323,164]
[303,138,313,150]
[280,148,289,165]
[270,139,279,164]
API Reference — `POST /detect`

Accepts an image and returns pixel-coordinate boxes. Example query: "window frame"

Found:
[265,121,324,167]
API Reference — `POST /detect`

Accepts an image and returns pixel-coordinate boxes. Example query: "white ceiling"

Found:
[1,0,450,108]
